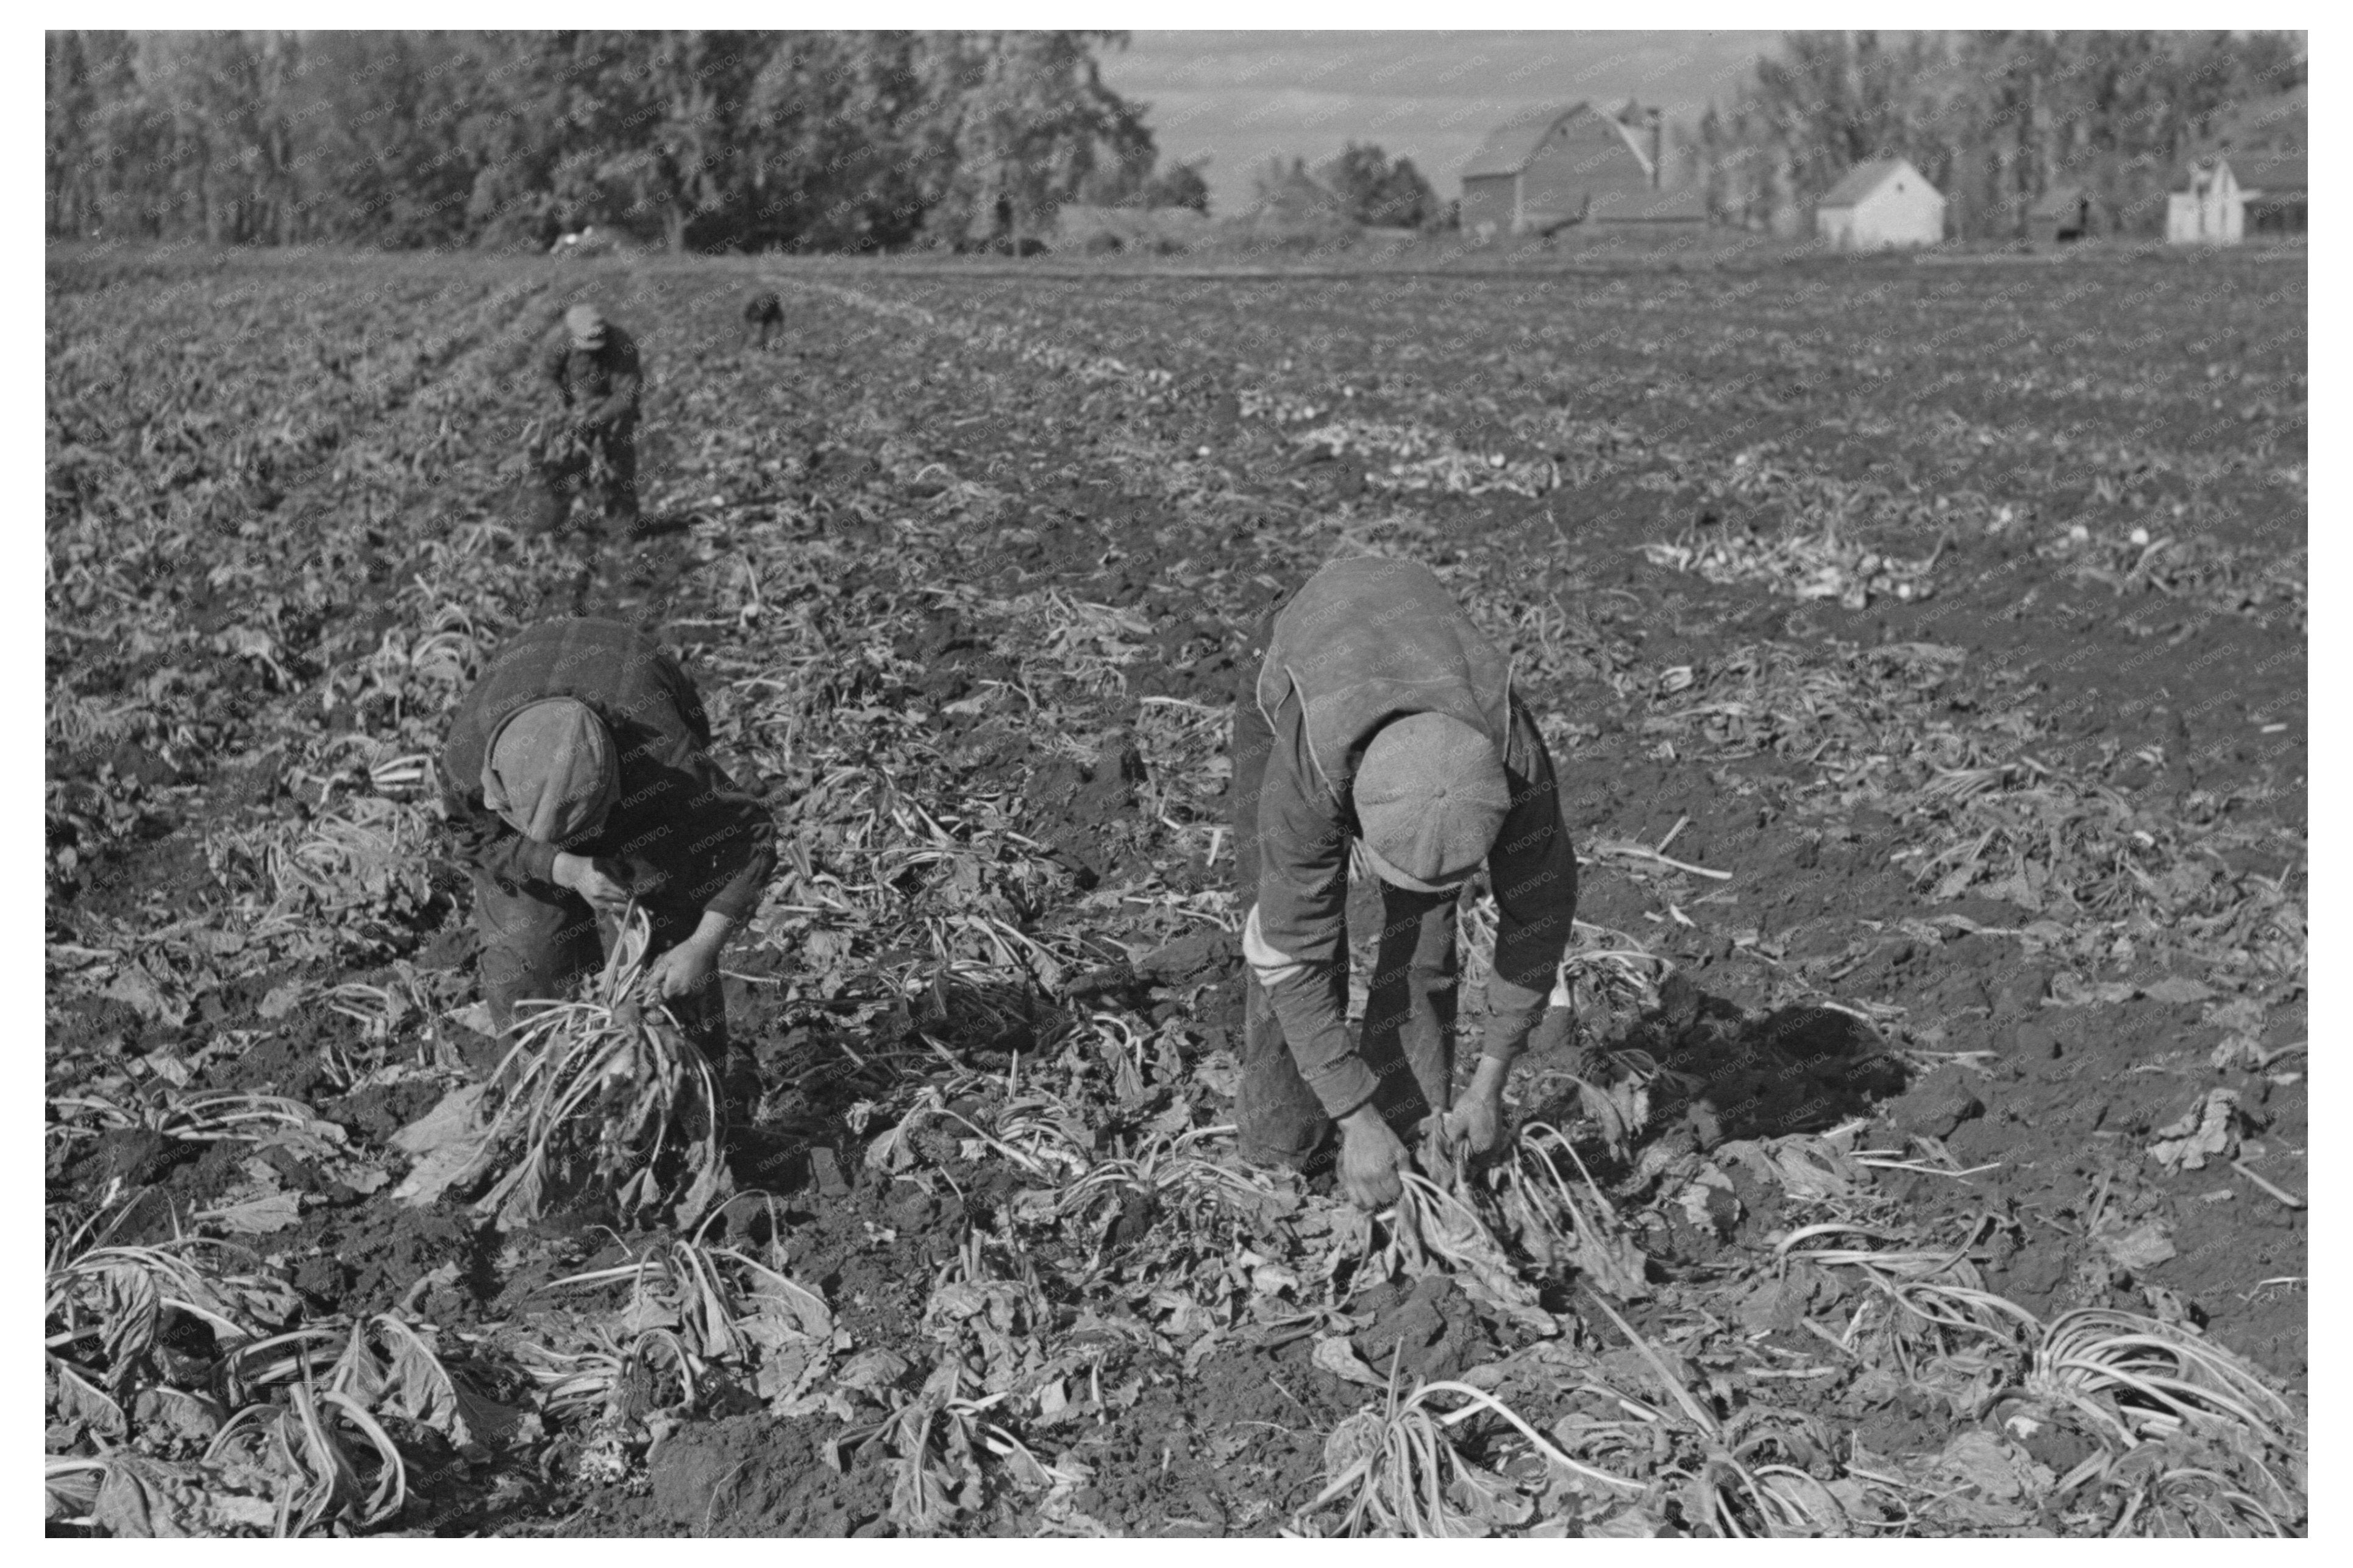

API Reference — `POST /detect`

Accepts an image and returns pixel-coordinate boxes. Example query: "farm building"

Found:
[2168,156,2305,244]
[2237,157,2306,237]
[2029,183,2101,243]
[2167,160,2244,244]
[1814,158,1945,249]
[1251,166,1350,222]
[2167,85,2304,244]
[1459,102,1703,239]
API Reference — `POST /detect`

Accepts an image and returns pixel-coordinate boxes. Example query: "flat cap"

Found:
[481,697,618,846]
[1353,712,1510,890]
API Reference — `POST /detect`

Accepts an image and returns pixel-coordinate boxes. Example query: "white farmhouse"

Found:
[1814,158,1945,250]
[2166,157,2307,244]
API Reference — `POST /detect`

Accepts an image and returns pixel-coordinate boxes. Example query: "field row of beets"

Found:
[45,245,2304,1537]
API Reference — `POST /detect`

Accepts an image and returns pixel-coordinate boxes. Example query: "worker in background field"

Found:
[440,616,776,1112]
[1229,555,1579,1210]
[743,290,783,350]
[534,302,643,537]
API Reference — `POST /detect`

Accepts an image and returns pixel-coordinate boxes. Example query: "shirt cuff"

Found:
[515,839,561,885]
[1301,1051,1380,1122]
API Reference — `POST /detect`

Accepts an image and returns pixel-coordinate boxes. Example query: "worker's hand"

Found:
[1442,1057,1513,1160]
[552,851,630,912]
[1337,1105,1413,1211]
[641,938,718,1001]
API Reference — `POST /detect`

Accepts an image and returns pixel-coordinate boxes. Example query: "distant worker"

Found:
[440,617,777,1109]
[743,290,784,350]
[533,302,642,537]
[1229,556,1579,1210]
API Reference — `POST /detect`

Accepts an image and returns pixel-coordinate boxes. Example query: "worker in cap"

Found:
[533,300,643,537]
[1230,556,1579,1210]
[743,290,785,351]
[441,617,778,1110]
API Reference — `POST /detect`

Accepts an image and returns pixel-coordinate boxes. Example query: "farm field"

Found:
[46,243,2307,1538]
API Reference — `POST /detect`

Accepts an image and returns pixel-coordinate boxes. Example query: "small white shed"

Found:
[1815,158,1945,250]
[2166,159,2244,244]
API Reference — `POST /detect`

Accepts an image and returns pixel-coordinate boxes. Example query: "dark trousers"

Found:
[471,868,726,1052]
[1229,615,1459,1168]
[536,419,639,534]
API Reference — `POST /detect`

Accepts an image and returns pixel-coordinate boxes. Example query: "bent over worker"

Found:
[534,303,643,536]
[440,617,775,1105]
[1230,556,1579,1210]
[743,290,783,351]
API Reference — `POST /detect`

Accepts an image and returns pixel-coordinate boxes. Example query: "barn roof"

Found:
[1817,158,1923,208]
[1462,102,1657,182]
[1463,104,1584,179]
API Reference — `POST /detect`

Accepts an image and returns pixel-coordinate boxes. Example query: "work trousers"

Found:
[1228,614,1459,1170]
[471,867,726,1052]
[535,418,639,536]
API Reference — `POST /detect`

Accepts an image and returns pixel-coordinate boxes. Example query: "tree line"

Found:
[1680,30,2305,239]
[45,30,1205,252]
[1251,145,1446,230]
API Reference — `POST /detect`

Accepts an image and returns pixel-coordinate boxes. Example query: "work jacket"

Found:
[441,618,775,922]
[1246,557,1578,1118]
[538,325,642,433]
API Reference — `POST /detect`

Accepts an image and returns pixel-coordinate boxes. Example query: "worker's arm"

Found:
[1248,725,1375,1119]
[440,758,561,889]
[647,652,769,920]
[641,909,735,1001]
[578,335,642,430]
[1478,699,1579,1065]
[596,712,777,928]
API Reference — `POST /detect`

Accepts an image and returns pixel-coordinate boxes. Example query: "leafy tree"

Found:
[1251,155,1311,207]
[1077,149,1209,213]
[1141,158,1210,213]
[1682,29,2304,238]
[41,29,1160,253]
[1316,142,1439,228]
[918,31,1152,249]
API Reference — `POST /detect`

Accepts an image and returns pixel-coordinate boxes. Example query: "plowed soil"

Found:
[46,243,2305,1537]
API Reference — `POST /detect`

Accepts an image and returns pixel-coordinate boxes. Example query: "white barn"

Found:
[1814,158,1945,250]
[2167,159,2244,244]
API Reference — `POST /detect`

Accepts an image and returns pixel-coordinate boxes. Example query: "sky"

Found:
[1099,30,1784,216]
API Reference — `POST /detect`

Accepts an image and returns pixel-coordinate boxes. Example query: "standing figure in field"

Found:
[743,290,784,350]
[1230,556,1579,1210]
[534,303,643,537]
[440,616,777,1108]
